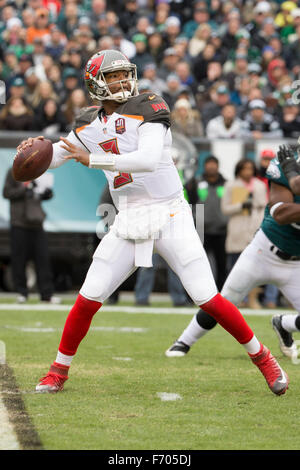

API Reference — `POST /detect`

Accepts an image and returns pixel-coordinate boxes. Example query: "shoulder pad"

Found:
[117,93,170,127]
[73,106,100,130]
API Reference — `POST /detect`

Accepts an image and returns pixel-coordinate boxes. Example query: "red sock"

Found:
[58,294,102,356]
[200,293,254,344]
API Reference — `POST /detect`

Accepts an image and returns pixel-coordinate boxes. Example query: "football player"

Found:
[166,144,300,361]
[18,50,288,395]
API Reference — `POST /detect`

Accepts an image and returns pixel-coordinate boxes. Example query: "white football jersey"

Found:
[50,93,183,209]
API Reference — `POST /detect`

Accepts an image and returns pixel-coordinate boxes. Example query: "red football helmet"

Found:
[85,49,138,103]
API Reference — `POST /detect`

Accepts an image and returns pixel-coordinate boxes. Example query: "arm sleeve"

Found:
[89,122,167,173]
[49,130,87,169]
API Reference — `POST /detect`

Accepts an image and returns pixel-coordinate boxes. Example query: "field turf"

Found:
[0,300,300,451]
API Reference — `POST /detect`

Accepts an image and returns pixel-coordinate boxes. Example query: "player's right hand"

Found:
[17,136,44,152]
[277,144,294,164]
[277,144,300,179]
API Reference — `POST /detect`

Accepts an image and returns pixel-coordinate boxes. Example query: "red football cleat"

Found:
[36,362,69,393]
[249,344,289,395]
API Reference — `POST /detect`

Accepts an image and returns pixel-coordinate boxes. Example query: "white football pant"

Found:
[222,228,300,311]
[80,204,218,305]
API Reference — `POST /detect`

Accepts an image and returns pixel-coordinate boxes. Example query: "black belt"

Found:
[270,245,300,261]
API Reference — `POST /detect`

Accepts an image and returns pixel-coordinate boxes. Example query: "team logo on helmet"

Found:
[85,54,104,78]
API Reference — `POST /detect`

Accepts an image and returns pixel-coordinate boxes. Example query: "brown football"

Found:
[13,139,53,182]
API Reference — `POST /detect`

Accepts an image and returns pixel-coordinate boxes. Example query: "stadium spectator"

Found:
[26,8,52,44]
[33,97,67,134]
[221,158,268,308]
[7,76,26,100]
[44,25,66,60]
[110,28,136,60]
[3,167,60,304]
[221,16,240,52]
[131,33,153,78]
[185,155,228,291]
[201,83,231,129]
[175,60,196,94]
[47,62,63,95]
[193,42,219,82]
[23,67,40,106]
[206,103,242,139]
[154,1,171,32]
[183,4,215,39]
[274,1,298,28]
[201,61,224,91]
[31,79,58,113]
[230,75,252,109]
[246,1,273,38]
[278,99,300,138]
[56,1,80,37]
[171,98,204,138]
[63,88,89,130]
[0,96,34,130]
[225,51,249,92]
[147,31,165,65]
[119,0,139,35]
[188,23,212,58]
[240,99,283,139]
[157,47,180,80]
[164,16,182,48]
[162,73,183,110]
[60,67,81,103]
[141,63,166,96]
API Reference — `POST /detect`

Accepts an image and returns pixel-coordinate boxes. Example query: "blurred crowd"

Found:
[1,0,300,137]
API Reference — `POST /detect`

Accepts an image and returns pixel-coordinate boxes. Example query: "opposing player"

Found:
[166,144,300,360]
[18,50,288,395]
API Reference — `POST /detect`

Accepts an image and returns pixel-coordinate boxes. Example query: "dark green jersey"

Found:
[261,157,300,255]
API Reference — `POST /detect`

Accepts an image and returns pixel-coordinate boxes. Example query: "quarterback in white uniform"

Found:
[17,50,288,395]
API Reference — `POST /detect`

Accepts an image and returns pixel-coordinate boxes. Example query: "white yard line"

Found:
[0,395,20,450]
[3,325,148,333]
[0,303,294,316]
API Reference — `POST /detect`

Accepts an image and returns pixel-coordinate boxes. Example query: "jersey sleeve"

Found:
[49,130,87,169]
[118,93,171,128]
[265,158,289,188]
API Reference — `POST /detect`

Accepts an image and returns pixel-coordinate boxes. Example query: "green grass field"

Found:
[0,300,300,450]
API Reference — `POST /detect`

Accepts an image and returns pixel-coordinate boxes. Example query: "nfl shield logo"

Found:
[115,118,126,134]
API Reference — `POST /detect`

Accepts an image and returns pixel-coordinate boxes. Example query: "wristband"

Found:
[89,153,115,171]
[270,202,284,218]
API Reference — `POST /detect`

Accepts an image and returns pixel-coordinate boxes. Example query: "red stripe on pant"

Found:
[58,294,102,356]
[200,293,254,344]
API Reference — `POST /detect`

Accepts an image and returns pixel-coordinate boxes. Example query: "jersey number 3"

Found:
[99,138,133,189]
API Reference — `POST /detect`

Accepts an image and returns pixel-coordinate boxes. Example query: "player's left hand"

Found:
[60,137,90,167]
